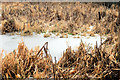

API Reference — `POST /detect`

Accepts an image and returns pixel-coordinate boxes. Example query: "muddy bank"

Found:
[1,2,119,36]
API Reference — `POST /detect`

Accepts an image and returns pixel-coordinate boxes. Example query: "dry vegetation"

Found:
[58,36,120,79]
[1,36,120,79]
[1,2,119,36]
[0,2,120,79]
[1,41,53,78]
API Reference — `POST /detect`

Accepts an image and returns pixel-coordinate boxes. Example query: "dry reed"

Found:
[1,36,120,79]
[1,2,119,36]
[2,41,53,78]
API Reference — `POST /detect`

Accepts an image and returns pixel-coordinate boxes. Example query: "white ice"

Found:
[0,33,106,61]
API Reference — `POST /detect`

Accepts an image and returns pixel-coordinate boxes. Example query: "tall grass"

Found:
[2,41,53,78]
[1,2,119,36]
[1,36,120,79]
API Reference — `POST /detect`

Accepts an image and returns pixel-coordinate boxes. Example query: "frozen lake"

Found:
[0,33,106,61]
[0,4,105,61]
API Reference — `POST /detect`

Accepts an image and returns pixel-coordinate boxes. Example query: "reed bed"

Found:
[1,2,120,79]
[57,37,120,79]
[1,2,119,36]
[1,36,120,79]
[1,41,53,78]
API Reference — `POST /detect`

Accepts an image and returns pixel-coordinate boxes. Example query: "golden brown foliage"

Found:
[1,36,120,79]
[1,2,119,36]
[2,41,53,78]
[57,37,120,79]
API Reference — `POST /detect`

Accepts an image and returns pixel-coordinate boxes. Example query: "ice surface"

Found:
[0,33,106,61]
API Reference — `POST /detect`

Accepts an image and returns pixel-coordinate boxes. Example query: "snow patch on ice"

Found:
[88,26,94,31]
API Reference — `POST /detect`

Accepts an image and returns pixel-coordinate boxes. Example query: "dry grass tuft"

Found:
[44,33,50,38]
[57,37,120,79]
[1,36,120,79]
[1,2,119,36]
[2,41,53,78]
